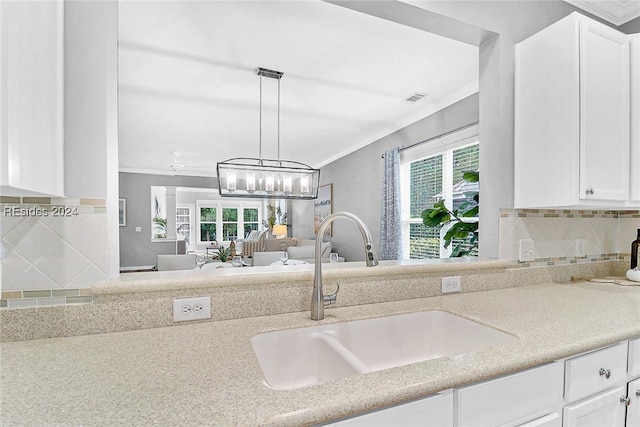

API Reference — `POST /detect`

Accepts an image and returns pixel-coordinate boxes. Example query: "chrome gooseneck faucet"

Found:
[311,212,379,320]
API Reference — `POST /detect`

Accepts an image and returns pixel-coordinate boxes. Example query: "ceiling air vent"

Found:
[404,92,427,103]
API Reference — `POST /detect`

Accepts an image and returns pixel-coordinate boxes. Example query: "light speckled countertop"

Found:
[91,258,508,294]
[2,281,639,426]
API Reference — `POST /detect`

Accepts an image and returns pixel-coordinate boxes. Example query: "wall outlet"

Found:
[441,276,461,293]
[519,239,535,262]
[576,238,586,257]
[173,296,211,322]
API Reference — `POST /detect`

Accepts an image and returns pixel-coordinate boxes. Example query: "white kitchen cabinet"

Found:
[325,390,453,426]
[323,339,640,426]
[0,0,64,196]
[562,341,635,427]
[563,386,628,426]
[564,341,628,402]
[631,34,640,203]
[515,12,634,209]
[517,413,561,427]
[456,362,563,427]
[627,378,640,427]
[630,338,640,377]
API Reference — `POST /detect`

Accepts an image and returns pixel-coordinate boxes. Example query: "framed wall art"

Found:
[314,183,333,237]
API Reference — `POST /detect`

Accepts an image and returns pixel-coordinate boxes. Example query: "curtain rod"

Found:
[381,121,479,158]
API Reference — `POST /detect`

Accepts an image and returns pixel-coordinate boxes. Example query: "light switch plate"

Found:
[519,239,535,262]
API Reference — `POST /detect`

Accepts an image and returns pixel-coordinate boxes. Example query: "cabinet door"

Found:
[579,17,630,202]
[326,390,453,426]
[456,362,563,427]
[630,338,640,377]
[563,386,627,426]
[0,0,64,196]
[517,413,561,427]
[631,34,640,202]
[628,378,640,427]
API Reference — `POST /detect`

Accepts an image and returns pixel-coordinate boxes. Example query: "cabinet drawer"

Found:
[629,337,640,377]
[563,386,627,426]
[564,341,628,402]
[325,390,453,426]
[456,362,563,427]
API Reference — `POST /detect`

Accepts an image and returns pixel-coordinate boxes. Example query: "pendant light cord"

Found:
[277,77,281,163]
[259,74,263,162]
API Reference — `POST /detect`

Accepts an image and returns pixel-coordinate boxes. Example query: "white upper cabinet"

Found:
[631,34,640,203]
[0,0,64,196]
[515,12,635,209]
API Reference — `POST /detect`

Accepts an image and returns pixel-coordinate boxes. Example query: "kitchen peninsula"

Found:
[1,259,639,426]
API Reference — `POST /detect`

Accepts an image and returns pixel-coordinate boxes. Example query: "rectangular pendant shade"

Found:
[217,158,320,199]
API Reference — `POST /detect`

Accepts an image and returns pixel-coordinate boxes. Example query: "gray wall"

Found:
[119,172,217,268]
[291,93,479,262]
[299,0,632,261]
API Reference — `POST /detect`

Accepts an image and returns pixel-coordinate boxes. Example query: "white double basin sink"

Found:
[251,310,516,390]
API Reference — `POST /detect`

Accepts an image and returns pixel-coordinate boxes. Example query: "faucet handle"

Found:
[323,283,340,306]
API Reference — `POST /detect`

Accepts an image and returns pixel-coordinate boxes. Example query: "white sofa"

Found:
[251,239,344,266]
[156,254,197,271]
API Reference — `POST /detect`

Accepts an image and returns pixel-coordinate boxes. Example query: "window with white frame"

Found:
[400,125,479,259]
[196,201,262,245]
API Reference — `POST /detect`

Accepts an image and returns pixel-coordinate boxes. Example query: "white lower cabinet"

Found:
[456,362,563,427]
[326,390,453,427]
[564,341,628,402]
[518,413,561,427]
[562,341,640,427]
[323,339,639,426]
[629,338,640,378]
[563,386,627,426]
[628,378,640,427]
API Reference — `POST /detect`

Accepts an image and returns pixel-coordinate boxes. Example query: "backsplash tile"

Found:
[500,209,640,264]
[0,288,94,308]
[1,197,109,292]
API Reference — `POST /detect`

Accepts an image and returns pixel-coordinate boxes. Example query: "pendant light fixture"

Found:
[216,67,320,199]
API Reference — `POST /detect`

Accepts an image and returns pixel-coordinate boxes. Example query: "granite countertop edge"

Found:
[92,258,507,295]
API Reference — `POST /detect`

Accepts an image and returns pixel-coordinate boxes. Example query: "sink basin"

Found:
[251,310,515,389]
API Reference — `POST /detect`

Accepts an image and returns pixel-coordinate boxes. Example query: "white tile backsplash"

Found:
[499,209,640,262]
[1,201,108,292]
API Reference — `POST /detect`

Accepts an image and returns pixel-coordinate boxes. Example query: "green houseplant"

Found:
[421,170,479,257]
[217,246,232,262]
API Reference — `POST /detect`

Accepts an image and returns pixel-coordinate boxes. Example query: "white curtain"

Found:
[380,147,403,260]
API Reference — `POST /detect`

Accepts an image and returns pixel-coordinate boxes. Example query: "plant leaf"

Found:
[462,170,479,182]
[421,208,450,226]
[461,206,479,217]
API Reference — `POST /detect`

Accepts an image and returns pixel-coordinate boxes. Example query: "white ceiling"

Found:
[118,0,478,177]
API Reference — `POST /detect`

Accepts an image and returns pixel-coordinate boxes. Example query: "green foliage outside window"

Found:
[421,170,479,257]
[200,223,217,242]
[200,207,216,221]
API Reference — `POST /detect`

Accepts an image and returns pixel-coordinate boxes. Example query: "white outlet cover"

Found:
[519,239,535,262]
[173,296,211,322]
[576,238,586,257]
[441,276,461,293]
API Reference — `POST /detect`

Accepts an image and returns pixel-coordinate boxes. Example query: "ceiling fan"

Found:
[166,152,213,173]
